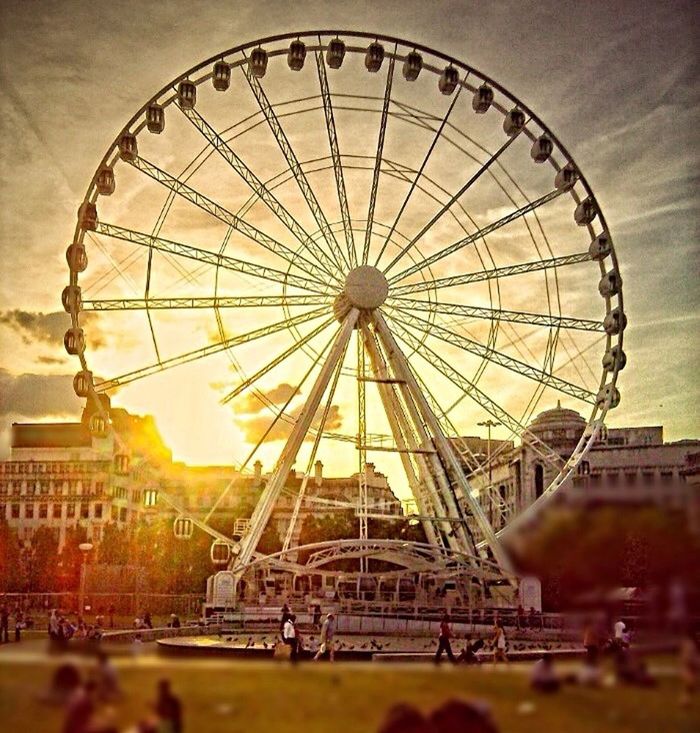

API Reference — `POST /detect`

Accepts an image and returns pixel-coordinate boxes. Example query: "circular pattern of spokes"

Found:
[64,31,625,575]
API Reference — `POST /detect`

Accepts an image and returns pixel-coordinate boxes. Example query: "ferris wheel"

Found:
[62,31,626,590]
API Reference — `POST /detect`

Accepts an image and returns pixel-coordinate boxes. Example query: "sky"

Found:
[0,0,698,484]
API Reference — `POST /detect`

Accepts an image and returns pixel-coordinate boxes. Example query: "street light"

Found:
[78,542,93,618]
[477,420,501,523]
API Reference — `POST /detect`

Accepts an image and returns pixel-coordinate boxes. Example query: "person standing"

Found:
[435,613,456,664]
[0,605,9,643]
[155,679,182,733]
[314,612,336,662]
[583,620,599,665]
[312,603,322,630]
[143,610,153,629]
[492,622,508,663]
[283,613,299,663]
[280,603,291,636]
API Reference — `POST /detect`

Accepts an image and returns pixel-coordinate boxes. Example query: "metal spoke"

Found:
[385,187,567,281]
[316,45,356,268]
[128,155,338,285]
[392,251,592,297]
[385,314,564,470]
[382,133,521,271]
[388,297,604,333]
[204,324,340,525]
[221,316,336,405]
[363,51,396,265]
[94,222,330,295]
[357,329,368,554]
[242,60,349,272]
[386,305,596,403]
[94,306,330,392]
[177,104,344,280]
[373,86,463,268]
[83,294,333,311]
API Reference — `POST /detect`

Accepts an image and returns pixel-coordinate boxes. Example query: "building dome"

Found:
[527,401,586,446]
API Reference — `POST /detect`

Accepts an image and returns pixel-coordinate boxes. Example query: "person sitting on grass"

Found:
[530,653,561,693]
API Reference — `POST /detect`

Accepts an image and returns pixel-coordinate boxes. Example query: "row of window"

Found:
[0,481,106,496]
[0,461,110,475]
[0,502,129,523]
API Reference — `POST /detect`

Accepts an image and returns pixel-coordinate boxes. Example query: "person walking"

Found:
[280,603,292,636]
[492,622,508,663]
[282,613,299,663]
[312,603,322,630]
[435,613,456,664]
[314,612,336,662]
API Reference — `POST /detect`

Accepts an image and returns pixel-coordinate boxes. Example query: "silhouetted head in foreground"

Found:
[429,700,499,733]
[378,704,435,733]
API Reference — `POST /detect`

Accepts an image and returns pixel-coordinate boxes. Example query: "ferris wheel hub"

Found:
[343,266,389,310]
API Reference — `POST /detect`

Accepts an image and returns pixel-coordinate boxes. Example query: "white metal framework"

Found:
[63,31,625,600]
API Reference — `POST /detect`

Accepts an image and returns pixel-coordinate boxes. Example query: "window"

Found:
[66,504,75,518]
[94,503,103,519]
[578,461,590,476]
[119,507,127,522]
[25,504,34,519]
[92,525,102,542]
[81,504,89,519]
[11,504,20,518]
[111,505,118,521]
[534,464,544,499]
[53,504,62,519]
[39,504,48,519]
[95,481,105,494]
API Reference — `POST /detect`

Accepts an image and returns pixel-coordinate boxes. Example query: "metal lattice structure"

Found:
[63,31,626,601]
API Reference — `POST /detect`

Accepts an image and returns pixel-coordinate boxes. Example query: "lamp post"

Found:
[477,420,501,523]
[78,542,93,618]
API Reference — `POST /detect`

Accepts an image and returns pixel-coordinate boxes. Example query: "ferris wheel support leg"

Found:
[232,309,360,571]
[370,320,472,558]
[373,313,514,576]
[362,326,442,549]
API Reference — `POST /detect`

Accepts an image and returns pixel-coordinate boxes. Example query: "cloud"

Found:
[236,402,343,443]
[0,369,82,418]
[0,310,105,349]
[236,383,300,415]
[36,355,67,365]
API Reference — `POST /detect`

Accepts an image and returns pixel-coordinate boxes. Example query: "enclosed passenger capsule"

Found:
[146,103,165,134]
[249,47,268,78]
[575,196,598,225]
[598,268,622,298]
[472,83,494,113]
[288,40,306,71]
[326,38,346,69]
[503,108,526,136]
[596,384,621,409]
[173,516,193,540]
[402,51,422,81]
[64,327,85,355]
[530,135,553,163]
[89,413,108,437]
[66,243,88,273]
[588,232,611,261]
[212,60,231,91]
[62,285,81,313]
[177,80,197,110]
[96,166,115,196]
[73,370,92,398]
[210,539,231,566]
[603,345,627,372]
[438,65,459,95]
[604,307,627,335]
[78,202,97,230]
[118,132,138,161]
[365,42,384,72]
[555,162,578,190]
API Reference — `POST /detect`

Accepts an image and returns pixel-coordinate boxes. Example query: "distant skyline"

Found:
[0,0,698,471]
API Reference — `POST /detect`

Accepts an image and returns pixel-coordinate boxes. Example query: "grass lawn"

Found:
[0,657,697,733]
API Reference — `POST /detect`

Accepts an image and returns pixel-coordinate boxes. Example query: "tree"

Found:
[0,520,23,592]
[25,527,59,592]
